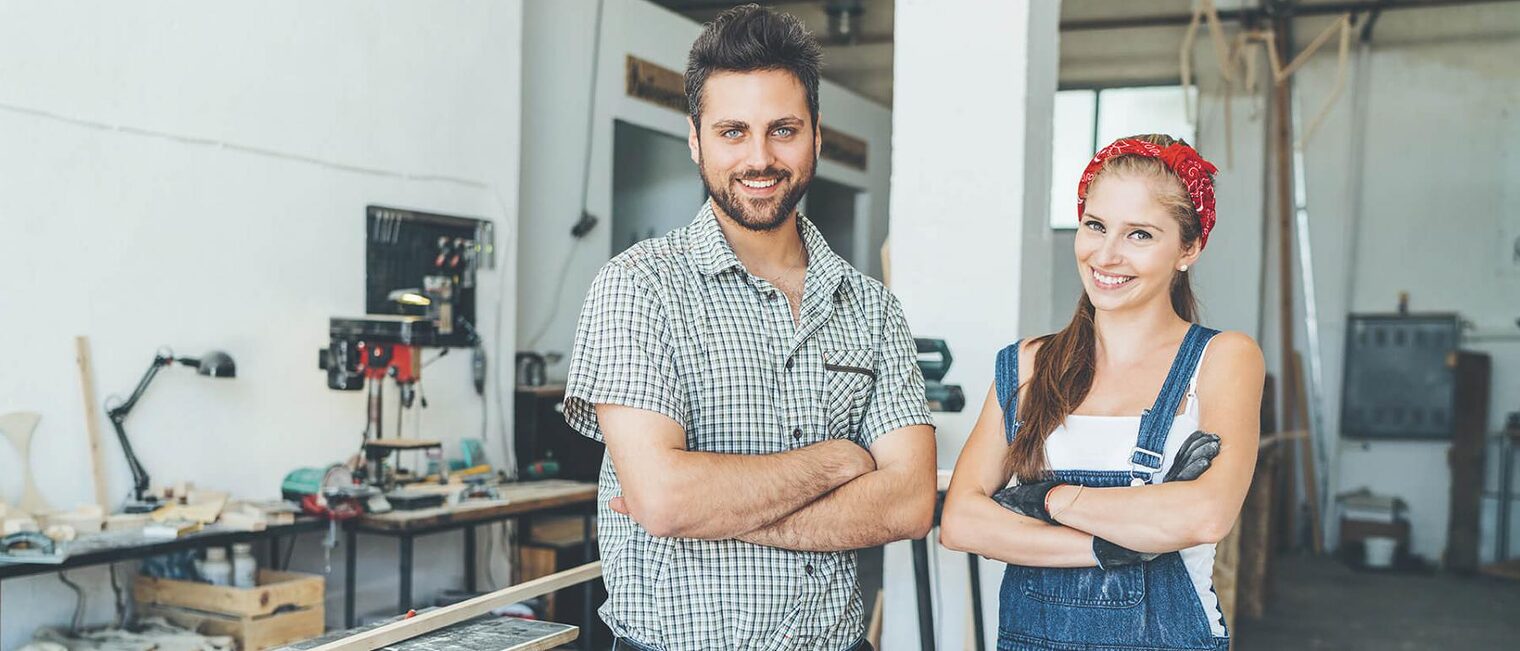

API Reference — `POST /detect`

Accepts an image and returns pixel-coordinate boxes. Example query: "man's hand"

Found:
[1092,430,1223,568]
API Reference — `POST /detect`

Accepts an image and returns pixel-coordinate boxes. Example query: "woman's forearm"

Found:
[1049,480,1240,553]
[941,490,1097,568]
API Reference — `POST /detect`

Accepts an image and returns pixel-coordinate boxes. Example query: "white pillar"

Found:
[883,1,1059,649]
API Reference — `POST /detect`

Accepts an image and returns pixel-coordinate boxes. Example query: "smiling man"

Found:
[562,5,936,651]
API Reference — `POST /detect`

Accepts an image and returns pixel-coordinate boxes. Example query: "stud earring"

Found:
[1179,264,1190,272]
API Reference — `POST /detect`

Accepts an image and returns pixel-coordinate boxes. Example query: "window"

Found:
[1049,86,1197,229]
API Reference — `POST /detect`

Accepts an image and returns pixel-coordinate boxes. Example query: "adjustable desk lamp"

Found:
[106,349,236,513]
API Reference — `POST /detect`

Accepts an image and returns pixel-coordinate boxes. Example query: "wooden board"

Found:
[0,411,49,514]
[301,562,600,651]
[280,616,575,651]
[518,545,560,620]
[358,481,596,532]
[75,336,112,510]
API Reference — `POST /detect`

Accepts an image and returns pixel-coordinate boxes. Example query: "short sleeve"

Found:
[858,293,935,447]
[562,262,687,442]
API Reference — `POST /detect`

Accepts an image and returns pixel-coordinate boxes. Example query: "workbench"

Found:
[280,612,576,651]
[0,518,325,632]
[344,480,598,650]
[0,519,324,581]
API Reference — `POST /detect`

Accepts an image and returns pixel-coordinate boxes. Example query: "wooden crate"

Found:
[134,570,324,650]
[139,602,323,651]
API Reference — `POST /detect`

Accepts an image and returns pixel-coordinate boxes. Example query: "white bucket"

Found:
[1364,536,1397,568]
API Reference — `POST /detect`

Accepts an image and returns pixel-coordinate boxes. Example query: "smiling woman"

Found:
[940,134,1264,651]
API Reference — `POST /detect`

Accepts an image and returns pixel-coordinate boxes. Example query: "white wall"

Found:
[0,1,522,647]
[516,0,895,372]
[887,1,1059,648]
[1287,7,1520,561]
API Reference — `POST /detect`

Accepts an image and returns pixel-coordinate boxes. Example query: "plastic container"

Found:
[201,547,232,585]
[1364,536,1397,568]
[231,543,257,588]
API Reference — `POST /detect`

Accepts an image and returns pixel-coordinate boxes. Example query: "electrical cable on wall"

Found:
[525,0,607,350]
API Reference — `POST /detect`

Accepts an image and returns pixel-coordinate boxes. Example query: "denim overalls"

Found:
[993,324,1228,651]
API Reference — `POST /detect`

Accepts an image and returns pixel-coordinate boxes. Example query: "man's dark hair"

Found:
[685,4,822,131]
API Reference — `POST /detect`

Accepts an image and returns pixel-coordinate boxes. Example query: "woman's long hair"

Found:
[1007,133,1209,483]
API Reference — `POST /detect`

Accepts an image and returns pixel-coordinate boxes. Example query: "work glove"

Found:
[1162,430,1222,482]
[990,480,1063,525]
[1094,430,1224,568]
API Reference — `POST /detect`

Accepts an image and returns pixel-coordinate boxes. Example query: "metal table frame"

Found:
[344,503,598,651]
[911,489,987,651]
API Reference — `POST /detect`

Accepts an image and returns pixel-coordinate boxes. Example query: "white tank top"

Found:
[1005,341,1225,637]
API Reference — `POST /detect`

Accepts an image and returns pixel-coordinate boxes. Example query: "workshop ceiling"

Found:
[648,1,1519,106]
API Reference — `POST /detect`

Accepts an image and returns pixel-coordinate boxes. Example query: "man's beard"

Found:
[700,153,815,232]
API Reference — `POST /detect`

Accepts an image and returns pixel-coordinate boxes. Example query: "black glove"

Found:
[991,480,1064,525]
[1162,430,1222,482]
[1093,536,1159,569]
[1095,430,1224,569]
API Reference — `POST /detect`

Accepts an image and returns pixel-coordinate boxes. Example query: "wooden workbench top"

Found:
[357,480,597,532]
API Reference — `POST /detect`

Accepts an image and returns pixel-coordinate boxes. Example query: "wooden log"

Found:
[305,561,602,651]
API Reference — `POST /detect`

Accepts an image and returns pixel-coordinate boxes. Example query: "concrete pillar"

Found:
[883,1,1059,649]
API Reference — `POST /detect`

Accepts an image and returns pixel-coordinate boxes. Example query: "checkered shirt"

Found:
[563,201,933,651]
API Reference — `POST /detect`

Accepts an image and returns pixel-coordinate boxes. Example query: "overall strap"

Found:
[995,341,1023,445]
[1129,324,1221,485]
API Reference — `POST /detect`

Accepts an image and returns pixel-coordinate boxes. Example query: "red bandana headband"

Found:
[1076,138,1219,249]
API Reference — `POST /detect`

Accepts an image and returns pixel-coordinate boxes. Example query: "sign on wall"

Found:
[624,55,868,171]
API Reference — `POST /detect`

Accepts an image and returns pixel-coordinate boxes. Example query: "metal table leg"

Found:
[267,535,280,570]
[400,535,415,613]
[345,525,358,628]
[464,525,477,593]
[1499,434,1514,562]
[967,553,985,651]
[582,512,596,651]
[912,537,935,651]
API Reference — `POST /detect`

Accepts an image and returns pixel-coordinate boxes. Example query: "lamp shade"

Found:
[193,351,237,378]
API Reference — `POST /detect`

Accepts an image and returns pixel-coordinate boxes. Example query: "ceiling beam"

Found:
[1059,0,1520,32]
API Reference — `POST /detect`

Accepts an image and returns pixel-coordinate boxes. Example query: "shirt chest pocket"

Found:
[823,348,877,440]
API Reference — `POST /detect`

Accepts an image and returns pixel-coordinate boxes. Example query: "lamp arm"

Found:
[105,355,172,501]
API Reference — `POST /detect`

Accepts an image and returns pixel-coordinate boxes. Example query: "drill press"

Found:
[318,315,443,493]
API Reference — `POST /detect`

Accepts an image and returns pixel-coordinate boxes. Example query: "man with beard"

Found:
[562,5,936,650]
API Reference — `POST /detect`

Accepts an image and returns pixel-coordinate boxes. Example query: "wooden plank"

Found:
[1290,354,1324,554]
[358,481,596,532]
[74,336,112,511]
[1270,18,1299,555]
[518,545,560,620]
[304,562,602,651]
[1238,444,1277,621]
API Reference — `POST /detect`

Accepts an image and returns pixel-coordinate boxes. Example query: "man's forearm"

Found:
[631,439,871,539]
[736,465,935,551]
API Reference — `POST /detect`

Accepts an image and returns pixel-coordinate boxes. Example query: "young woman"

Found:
[940,134,1265,651]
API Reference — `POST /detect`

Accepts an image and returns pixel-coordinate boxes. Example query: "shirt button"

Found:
[804,564,815,575]
[785,357,794,370]
[767,291,778,300]
[792,427,802,440]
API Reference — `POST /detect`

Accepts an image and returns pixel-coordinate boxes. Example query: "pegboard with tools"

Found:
[366,205,494,349]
